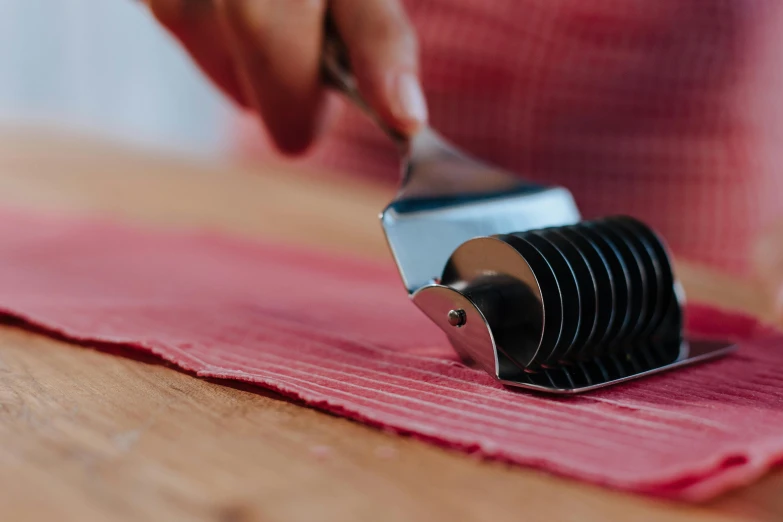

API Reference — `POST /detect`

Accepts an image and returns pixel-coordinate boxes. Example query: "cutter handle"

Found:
[321,14,406,144]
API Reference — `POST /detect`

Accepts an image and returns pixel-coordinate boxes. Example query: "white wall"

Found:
[0,0,232,155]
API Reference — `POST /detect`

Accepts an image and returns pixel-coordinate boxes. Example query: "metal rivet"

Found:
[447,309,466,327]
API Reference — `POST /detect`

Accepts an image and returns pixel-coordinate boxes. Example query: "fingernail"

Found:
[390,72,428,126]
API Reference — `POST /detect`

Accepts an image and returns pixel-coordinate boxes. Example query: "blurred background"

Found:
[0,0,232,157]
[3,0,783,284]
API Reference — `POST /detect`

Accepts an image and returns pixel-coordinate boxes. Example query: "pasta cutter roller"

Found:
[322,21,736,394]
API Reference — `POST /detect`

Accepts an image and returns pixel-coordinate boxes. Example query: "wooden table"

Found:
[1,128,781,522]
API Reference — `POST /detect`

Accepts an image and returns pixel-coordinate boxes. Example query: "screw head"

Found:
[447,309,466,327]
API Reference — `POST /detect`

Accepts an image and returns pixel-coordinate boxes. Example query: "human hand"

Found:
[146,0,427,154]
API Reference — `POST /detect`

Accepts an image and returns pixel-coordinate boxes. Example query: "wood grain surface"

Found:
[0,127,780,522]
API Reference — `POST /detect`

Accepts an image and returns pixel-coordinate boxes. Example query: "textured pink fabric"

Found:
[236,0,783,275]
[2,209,783,501]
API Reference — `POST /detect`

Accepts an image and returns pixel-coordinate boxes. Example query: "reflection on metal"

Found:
[405,214,735,394]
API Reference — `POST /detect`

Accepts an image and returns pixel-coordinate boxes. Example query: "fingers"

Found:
[147,0,249,108]
[216,0,332,155]
[331,0,427,135]
[148,0,424,153]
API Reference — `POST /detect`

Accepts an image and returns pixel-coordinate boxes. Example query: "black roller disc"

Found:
[575,224,632,356]
[541,228,598,361]
[556,226,616,359]
[501,234,564,367]
[610,217,664,338]
[590,220,648,342]
[520,231,581,364]
[612,216,677,335]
